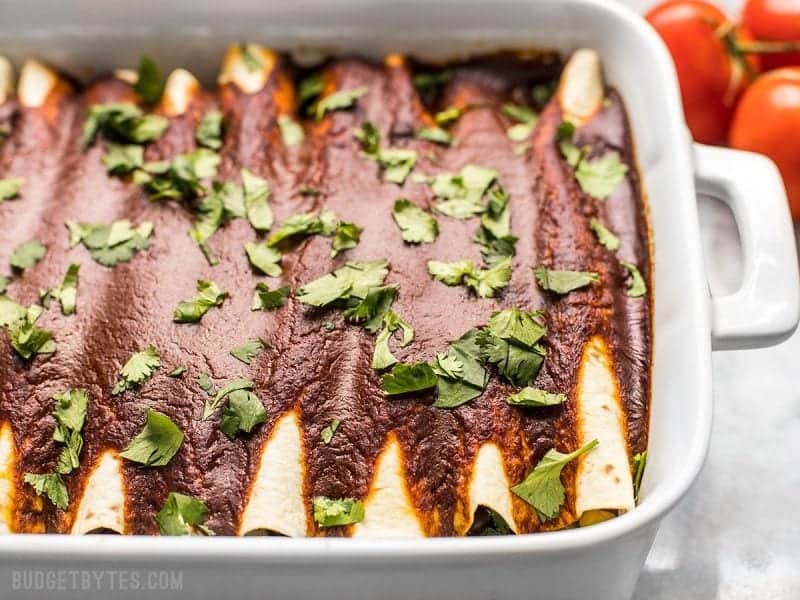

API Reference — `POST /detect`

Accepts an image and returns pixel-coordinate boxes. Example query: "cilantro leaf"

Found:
[189,181,243,264]
[82,102,168,148]
[575,152,628,200]
[432,165,498,219]
[7,306,56,360]
[534,266,599,294]
[252,283,291,311]
[331,221,361,257]
[10,240,46,271]
[502,103,538,124]
[416,126,452,146]
[137,148,220,201]
[298,73,324,115]
[312,496,365,527]
[632,451,647,502]
[268,211,330,247]
[371,311,414,370]
[219,389,268,438]
[23,473,68,510]
[0,295,25,327]
[354,121,381,156]
[427,257,512,298]
[53,388,88,434]
[49,263,79,315]
[202,378,255,420]
[134,56,164,104]
[480,187,511,240]
[197,373,217,396]
[241,168,273,231]
[230,339,266,365]
[507,387,565,407]
[297,260,389,307]
[167,366,187,378]
[0,177,24,202]
[477,309,547,387]
[487,308,547,348]
[196,110,224,150]
[433,329,488,408]
[511,440,599,520]
[392,199,438,244]
[413,71,452,101]
[244,242,282,277]
[316,86,368,119]
[101,143,144,174]
[67,219,153,267]
[320,419,340,444]
[354,123,418,183]
[620,261,647,297]
[173,280,227,323]
[120,409,184,467]
[589,217,620,251]
[278,114,304,147]
[112,345,160,395]
[156,492,213,536]
[381,362,437,396]
[427,259,475,285]
[434,106,464,126]
[343,285,396,328]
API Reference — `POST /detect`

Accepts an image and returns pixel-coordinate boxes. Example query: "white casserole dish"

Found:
[0,0,798,598]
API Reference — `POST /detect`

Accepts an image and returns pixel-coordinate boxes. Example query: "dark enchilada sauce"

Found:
[0,52,650,535]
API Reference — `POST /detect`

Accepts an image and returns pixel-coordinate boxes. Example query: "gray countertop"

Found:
[633,197,800,599]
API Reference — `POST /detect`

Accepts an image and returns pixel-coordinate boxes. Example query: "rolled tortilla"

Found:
[218,43,277,95]
[239,410,307,537]
[71,450,126,534]
[0,423,16,533]
[557,48,604,127]
[161,68,200,117]
[459,442,518,535]
[18,59,60,108]
[574,336,635,517]
[352,435,423,538]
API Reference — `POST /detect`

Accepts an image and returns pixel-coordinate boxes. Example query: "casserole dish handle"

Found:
[693,143,800,350]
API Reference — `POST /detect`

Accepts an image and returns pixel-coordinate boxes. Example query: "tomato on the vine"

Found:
[730,68,800,219]
[646,0,760,145]
[742,0,800,70]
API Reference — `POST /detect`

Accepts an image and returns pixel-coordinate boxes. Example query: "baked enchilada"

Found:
[0,45,650,536]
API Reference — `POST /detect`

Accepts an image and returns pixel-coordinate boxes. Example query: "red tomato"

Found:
[742,0,800,70]
[646,0,760,145]
[730,68,800,219]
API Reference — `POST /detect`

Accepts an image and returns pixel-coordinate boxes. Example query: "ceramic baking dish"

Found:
[0,0,797,599]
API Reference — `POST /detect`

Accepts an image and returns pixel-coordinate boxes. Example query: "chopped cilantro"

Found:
[230,339,266,365]
[197,372,217,396]
[298,73,324,115]
[320,419,340,444]
[120,409,184,467]
[134,57,164,104]
[534,266,599,294]
[48,263,79,315]
[413,71,452,101]
[52,388,88,475]
[331,221,362,257]
[278,114,304,147]
[23,473,69,510]
[371,311,414,370]
[82,102,168,148]
[392,199,438,244]
[167,366,187,378]
[101,143,143,174]
[268,210,335,248]
[620,261,647,297]
[381,362,437,396]
[196,110,224,150]
[477,308,547,387]
[511,439,599,520]
[244,242,282,277]
[252,283,291,311]
[313,496,365,527]
[112,345,160,395]
[0,177,24,202]
[503,103,538,142]
[427,257,512,298]
[316,86,368,119]
[432,329,488,408]
[202,378,255,420]
[297,260,389,307]
[557,123,628,199]
[506,387,565,407]
[67,219,153,267]
[173,280,227,323]
[589,217,620,251]
[354,122,418,184]
[416,126,452,146]
[156,492,213,536]
[434,106,464,126]
[241,168,273,231]
[10,240,46,271]
[7,305,56,360]
[136,148,220,201]
[219,389,267,438]
[344,285,397,331]
[431,165,498,218]
[632,451,647,502]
